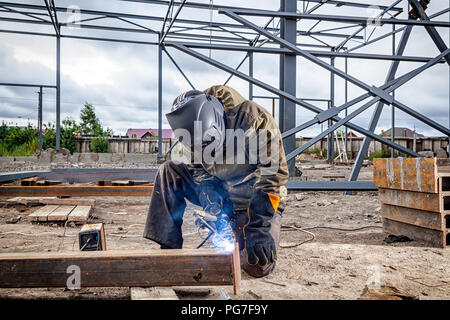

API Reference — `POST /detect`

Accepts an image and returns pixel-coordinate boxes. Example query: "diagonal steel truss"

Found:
[0,0,449,191]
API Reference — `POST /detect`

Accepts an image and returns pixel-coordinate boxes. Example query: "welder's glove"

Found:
[197,180,233,216]
[244,189,280,266]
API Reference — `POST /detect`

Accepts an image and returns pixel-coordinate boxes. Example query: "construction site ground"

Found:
[0,159,448,300]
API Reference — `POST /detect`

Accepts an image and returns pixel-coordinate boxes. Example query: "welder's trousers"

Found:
[143,160,282,278]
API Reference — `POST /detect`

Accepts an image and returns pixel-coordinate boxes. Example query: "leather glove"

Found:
[244,189,280,267]
[197,180,233,216]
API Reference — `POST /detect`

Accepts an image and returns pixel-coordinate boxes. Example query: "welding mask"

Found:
[166,90,225,153]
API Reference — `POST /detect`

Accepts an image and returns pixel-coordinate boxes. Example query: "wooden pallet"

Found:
[374,158,450,248]
[28,204,92,223]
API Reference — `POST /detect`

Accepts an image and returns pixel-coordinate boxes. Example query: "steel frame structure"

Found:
[0,0,449,191]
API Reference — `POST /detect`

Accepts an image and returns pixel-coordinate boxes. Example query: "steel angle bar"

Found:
[222,10,450,136]
[221,10,405,101]
[0,4,49,22]
[408,0,450,65]
[123,0,402,13]
[161,0,174,34]
[167,42,420,157]
[163,47,196,90]
[0,82,56,88]
[225,8,450,27]
[284,47,450,159]
[43,0,58,36]
[348,26,406,52]
[160,0,187,44]
[164,41,443,62]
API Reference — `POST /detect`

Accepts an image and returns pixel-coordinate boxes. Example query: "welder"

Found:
[143,85,288,278]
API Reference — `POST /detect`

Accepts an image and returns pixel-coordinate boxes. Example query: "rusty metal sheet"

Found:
[378,188,440,213]
[373,158,438,193]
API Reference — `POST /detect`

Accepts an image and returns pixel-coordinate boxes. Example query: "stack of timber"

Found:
[374,158,450,248]
[27,199,95,223]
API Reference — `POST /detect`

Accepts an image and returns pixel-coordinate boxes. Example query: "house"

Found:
[125,128,174,139]
[381,127,424,138]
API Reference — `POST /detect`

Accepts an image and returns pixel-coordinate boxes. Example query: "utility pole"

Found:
[38,86,43,157]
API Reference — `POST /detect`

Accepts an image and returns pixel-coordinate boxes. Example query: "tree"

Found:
[80,103,103,136]
[61,118,80,153]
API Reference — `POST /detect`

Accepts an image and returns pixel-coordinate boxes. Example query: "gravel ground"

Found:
[0,160,448,300]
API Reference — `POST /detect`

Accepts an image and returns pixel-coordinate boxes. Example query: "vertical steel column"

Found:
[38,86,43,157]
[327,48,335,163]
[158,40,163,158]
[344,57,348,160]
[56,35,61,151]
[348,26,413,183]
[391,24,396,158]
[248,51,253,100]
[279,0,297,174]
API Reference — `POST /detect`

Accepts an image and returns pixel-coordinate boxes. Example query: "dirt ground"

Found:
[0,160,448,300]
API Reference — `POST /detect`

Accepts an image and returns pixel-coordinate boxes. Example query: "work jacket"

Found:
[186,85,289,211]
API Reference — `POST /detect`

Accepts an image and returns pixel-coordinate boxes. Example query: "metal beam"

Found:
[160,0,187,44]
[226,8,450,27]
[158,41,163,158]
[409,0,450,65]
[0,247,240,293]
[167,42,420,157]
[163,47,195,90]
[0,82,56,88]
[164,41,443,62]
[222,10,450,135]
[349,26,413,183]
[284,47,450,161]
[286,180,376,191]
[122,0,402,12]
[279,0,297,174]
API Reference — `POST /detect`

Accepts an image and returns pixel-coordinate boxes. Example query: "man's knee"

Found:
[158,160,178,174]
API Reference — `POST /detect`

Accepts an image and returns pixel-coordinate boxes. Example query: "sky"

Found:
[0,0,449,138]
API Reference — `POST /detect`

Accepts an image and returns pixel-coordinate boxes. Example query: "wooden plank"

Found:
[36,180,62,186]
[6,197,56,206]
[0,248,240,291]
[28,205,60,222]
[130,287,179,300]
[112,180,131,186]
[373,158,437,193]
[67,206,92,223]
[40,198,95,207]
[231,242,240,296]
[381,204,443,231]
[322,175,345,179]
[21,177,37,186]
[378,188,440,213]
[383,218,445,248]
[128,180,151,186]
[47,205,76,221]
[436,158,450,173]
[0,185,154,197]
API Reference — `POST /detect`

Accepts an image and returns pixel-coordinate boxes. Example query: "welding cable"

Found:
[280,224,383,248]
[282,225,383,232]
[0,231,76,237]
[279,225,316,248]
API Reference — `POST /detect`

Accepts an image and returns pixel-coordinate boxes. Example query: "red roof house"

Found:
[126,128,174,139]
